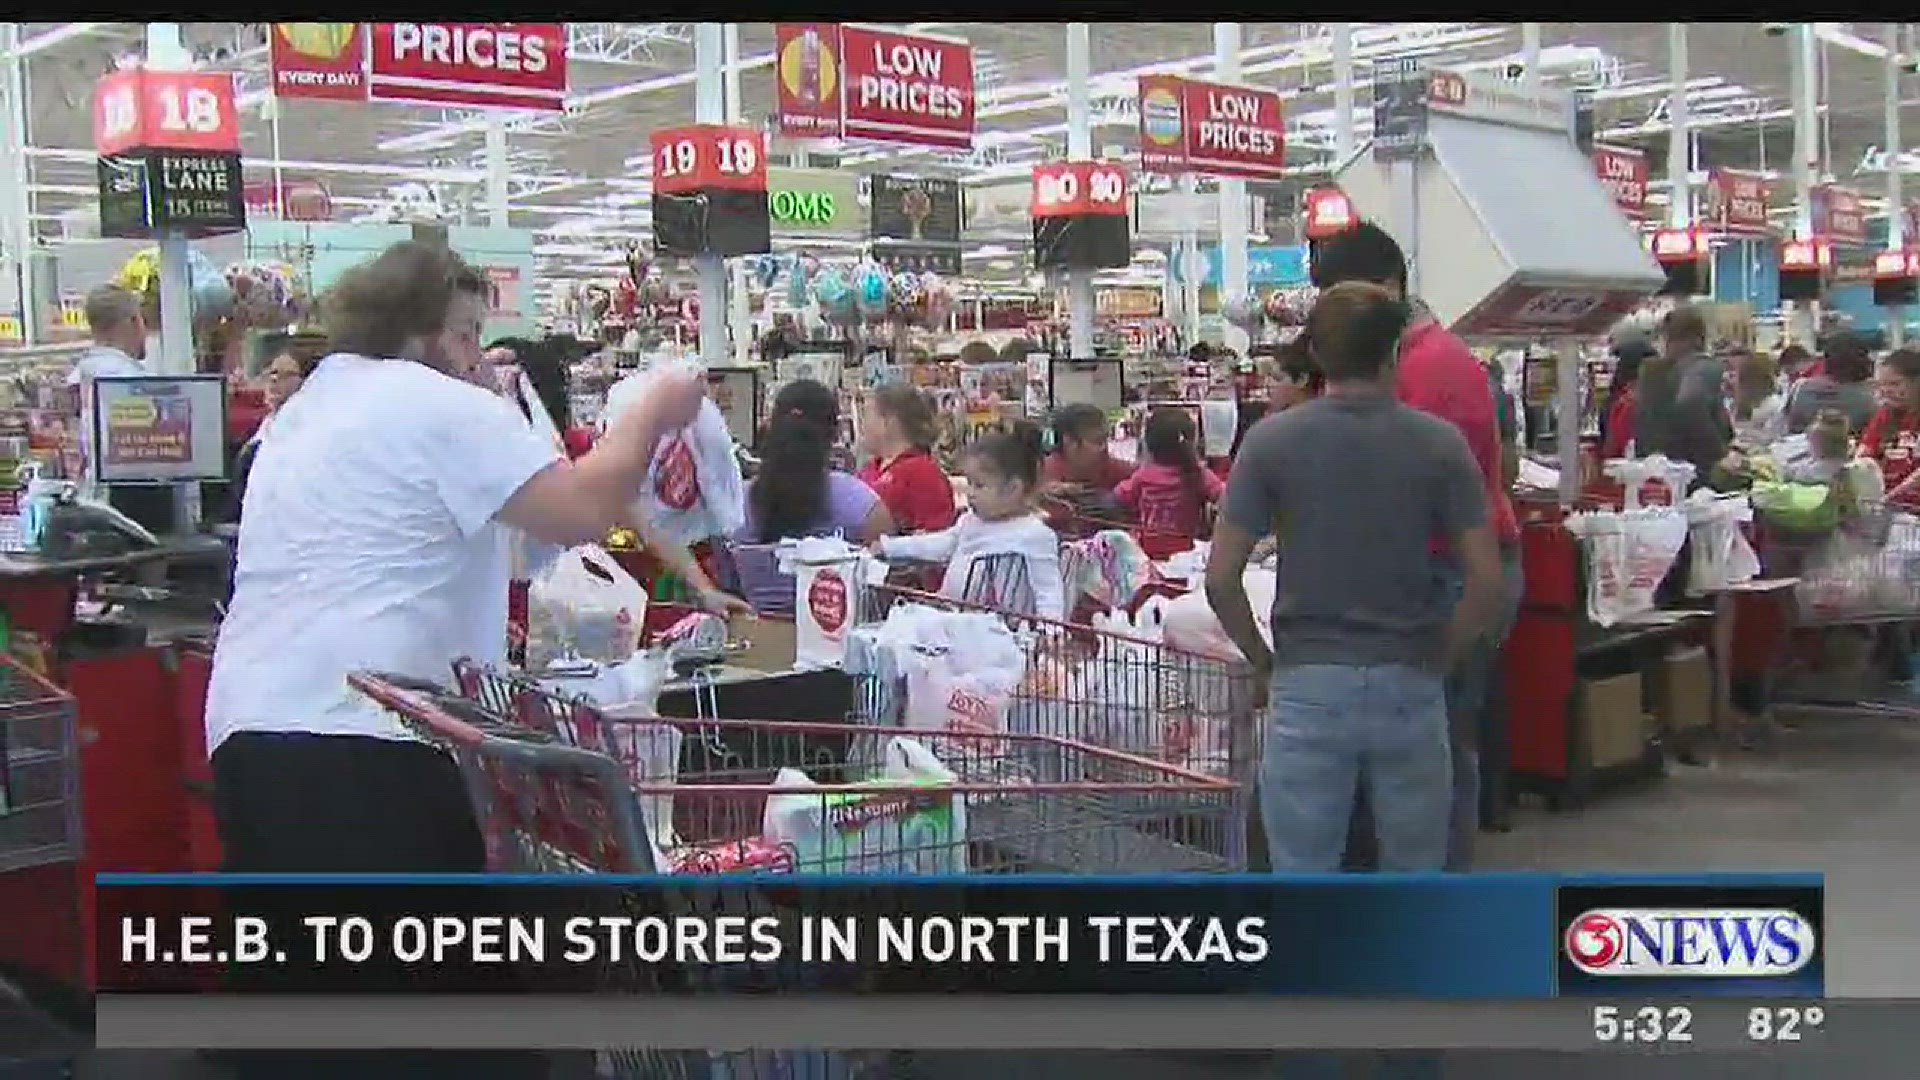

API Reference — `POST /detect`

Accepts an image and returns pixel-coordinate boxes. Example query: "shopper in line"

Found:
[731,379,893,615]
[1634,304,1737,485]
[1206,282,1503,872]
[1599,328,1654,459]
[878,422,1065,620]
[1309,222,1523,870]
[1043,402,1133,499]
[1116,407,1223,544]
[1785,330,1876,436]
[858,383,958,534]
[1729,350,1787,456]
[1777,342,1818,384]
[227,350,319,516]
[1269,335,1327,411]
[1860,347,1920,510]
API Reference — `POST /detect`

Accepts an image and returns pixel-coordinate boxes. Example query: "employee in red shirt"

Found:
[1861,348,1920,510]
[1312,221,1525,868]
[1040,402,1132,532]
[858,384,958,533]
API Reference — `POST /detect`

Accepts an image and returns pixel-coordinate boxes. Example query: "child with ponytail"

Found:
[1116,407,1224,543]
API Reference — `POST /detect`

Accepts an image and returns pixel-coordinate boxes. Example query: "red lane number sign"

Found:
[1592,145,1648,218]
[649,125,769,196]
[1030,161,1129,219]
[839,24,975,149]
[94,70,240,157]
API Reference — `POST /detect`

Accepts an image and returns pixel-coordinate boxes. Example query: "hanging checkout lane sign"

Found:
[1136,74,1286,181]
[368,23,567,112]
[838,24,976,150]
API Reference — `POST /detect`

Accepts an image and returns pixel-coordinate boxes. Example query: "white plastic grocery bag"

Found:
[762,737,968,874]
[526,545,648,670]
[1606,454,1697,510]
[1565,508,1690,626]
[781,537,881,669]
[1683,491,1761,596]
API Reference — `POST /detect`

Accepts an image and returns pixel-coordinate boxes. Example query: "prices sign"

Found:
[839,25,975,149]
[1707,169,1771,236]
[1137,74,1285,181]
[93,70,240,157]
[270,23,367,101]
[368,23,567,111]
[774,23,843,138]
[1029,160,1129,219]
[1591,145,1648,218]
[649,125,769,196]
[1812,184,1867,247]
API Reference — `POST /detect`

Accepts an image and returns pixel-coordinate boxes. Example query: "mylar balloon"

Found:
[785,253,813,309]
[814,267,856,324]
[854,262,890,321]
[1222,293,1265,332]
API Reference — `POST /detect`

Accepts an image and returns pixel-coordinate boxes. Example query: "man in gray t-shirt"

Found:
[1206,282,1504,872]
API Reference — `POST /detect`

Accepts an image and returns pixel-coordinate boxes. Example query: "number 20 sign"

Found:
[93,69,240,157]
[649,125,768,197]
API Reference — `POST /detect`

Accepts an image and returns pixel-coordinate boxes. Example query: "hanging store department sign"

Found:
[270,23,367,101]
[1706,169,1772,236]
[838,25,976,150]
[1137,74,1286,181]
[774,23,844,139]
[1592,145,1649,219]
[1811,184,1867,247]
[368,23,567,111]
[765,166,863,235]
[869,174,963,274]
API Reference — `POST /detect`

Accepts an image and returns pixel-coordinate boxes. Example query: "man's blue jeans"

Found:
[1262,664,1452,871]
[1438,548,1526,871]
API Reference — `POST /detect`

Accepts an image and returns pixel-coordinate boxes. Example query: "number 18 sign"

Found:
[649,124,769,196]
[94,69,241,157]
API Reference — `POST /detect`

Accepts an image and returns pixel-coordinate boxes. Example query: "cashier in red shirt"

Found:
[1310,221,1524,869]
[857,384,958,533]
[1039,402,1133,530]
[1861,348,1920,509]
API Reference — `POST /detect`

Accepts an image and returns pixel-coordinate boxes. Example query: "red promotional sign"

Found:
[1706,168,1771,236]
[1136,74,1285,180]
[838,24,975,149]
[94,69,241,157]
[774,23,843,139]
[1813,184,1867,247]
[1592,145,1648,218]
[1029,160,1130,219]
[1302,185,1356,239]
[1453,284,1646,340]
[368,23,566,111]
[270,23,366,101]
[244,177,334,221]
[649,125,769,196]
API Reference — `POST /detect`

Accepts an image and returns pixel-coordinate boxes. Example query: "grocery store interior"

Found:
[2,18,1920,1075]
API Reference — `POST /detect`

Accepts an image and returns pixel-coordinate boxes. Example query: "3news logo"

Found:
[1555,882,1824,995]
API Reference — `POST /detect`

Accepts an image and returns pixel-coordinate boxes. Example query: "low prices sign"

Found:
[1137,74,1286,180]
[369,23,567,111]
[774,23,843,138]
[649,125,768,196]
[93,69,241,157]
[270,23,367,101]
[1812,184,1867,247]
[1707,168,1771,236]
[1591,145,1648,218]
[1454,284,1646,339]
[839,24,975,149]
[1029,160,1129,219]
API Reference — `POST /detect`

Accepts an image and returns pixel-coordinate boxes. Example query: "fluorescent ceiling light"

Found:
[12,23,106,58]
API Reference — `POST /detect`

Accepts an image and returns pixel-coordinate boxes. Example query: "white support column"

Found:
[1887,24,1906,347]
[145,24,198,529]
[1213,23,1248,349]
[725,22,751,364]
[1065,23,1095,358]
[1521,23,1542,94]
[694,23,728,366]
[1791,24,1820,346]
[484,115,510,228]
[1667,24,1691,230]
[1,23,37,343]
[1333,24,1355,162]
[1180,178,1202,345]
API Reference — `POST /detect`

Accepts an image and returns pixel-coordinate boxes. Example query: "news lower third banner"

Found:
[96,873,1824,998]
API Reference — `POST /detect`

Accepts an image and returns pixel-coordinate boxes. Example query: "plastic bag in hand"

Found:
[526,545,648,670]
[762,737,967,874]
[606,372,747,548]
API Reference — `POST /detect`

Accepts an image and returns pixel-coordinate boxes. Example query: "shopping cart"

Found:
[0,655,80,874]
[847,581,1260,870]
[346,666,1242,1079]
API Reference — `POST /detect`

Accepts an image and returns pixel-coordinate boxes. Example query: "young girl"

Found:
[858,384,958,534]
[877,423,1065,620]
[1115,408,1224,543]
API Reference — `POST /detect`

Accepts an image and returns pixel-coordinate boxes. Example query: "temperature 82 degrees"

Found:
[1746,1004,1826,1044]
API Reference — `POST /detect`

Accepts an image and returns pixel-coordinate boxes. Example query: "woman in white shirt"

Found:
[1729,349,1787,457]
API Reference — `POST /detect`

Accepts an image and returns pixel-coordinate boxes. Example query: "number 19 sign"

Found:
[649,124,769,196]
[93,69,241,157]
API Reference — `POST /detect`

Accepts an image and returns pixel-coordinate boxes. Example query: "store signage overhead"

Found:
[1452,285,1645,340]
[368,23,567,112]
[764,166,862,235]
[243,177,334,221]
[774,23,844,139]
[1425,69,1573,135]
[649,124,772,260]
[1811,184,1867,247]
[1301,185,1356,239]
[869,174,963,275]
[1030,159,1132,271]
[1137,74,1286,181]
[1371,57,1430,162]
[1706,169,1772,237]
[1872,248,1919,307]
[270,23,367,101]
[838,24,976,149]
[93,67,246,240]
[1591,145,1648,219]
[93,69,241,158]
